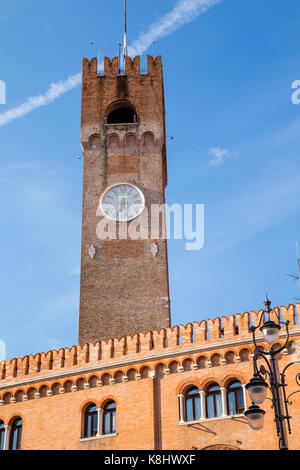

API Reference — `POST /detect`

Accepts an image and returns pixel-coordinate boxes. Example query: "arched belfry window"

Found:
[227,380,245,415]
[107,102,138,125]
[9,417,22,450]
[184,386,201,422]
[0,421,5,450]
[84,404,98,438]
[103,401,116,435]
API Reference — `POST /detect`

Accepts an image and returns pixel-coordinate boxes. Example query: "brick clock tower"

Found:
[78,55,171,345]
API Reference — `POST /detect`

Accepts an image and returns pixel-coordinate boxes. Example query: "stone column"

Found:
[178,394,184,423]
[4,425,11,450]
[96,408,103,437]
[242,384,248,412]
[200,391,206,420]
[221,388,228,417]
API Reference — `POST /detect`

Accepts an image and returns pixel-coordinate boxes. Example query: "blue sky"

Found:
[0,0,300,359]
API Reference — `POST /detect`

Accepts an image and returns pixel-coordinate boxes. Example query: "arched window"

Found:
[227,381,245,415]
[184,387,201,422]
[103,401,116,435]
[107,102,137,125]
[9,418,22,450]
[206,384,222,419]
[84,404,98,438]
[0,421,5,450]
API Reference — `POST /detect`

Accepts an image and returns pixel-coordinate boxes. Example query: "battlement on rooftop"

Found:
[82,55,163,78]
[1,304,299,385]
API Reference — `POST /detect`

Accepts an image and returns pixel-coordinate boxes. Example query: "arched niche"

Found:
[124,133,137,154]
[107,134,121,154]
[142,132,155,152]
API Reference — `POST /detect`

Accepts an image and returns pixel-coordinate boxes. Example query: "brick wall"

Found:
[1,305,299,450]
[78,55,170,344]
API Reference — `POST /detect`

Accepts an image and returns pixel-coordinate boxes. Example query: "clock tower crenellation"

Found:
[79,54,170,345]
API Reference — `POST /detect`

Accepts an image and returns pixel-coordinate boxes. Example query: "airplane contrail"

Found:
[0,0,222,127]
[128,0,222,56]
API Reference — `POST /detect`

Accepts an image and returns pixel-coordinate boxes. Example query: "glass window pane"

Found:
[112,411,116,433]
[215,394,223,417]
[0,431,4,450]
[9,419,22,450]
[105,401,115,410]
[206,395,214,419]
[92,414,98,436]
[207,384,220,392]
[12,430,18,450]
[17,428,22,450]
[186,397,194,421]
[194,396,201,421]
[87,415,92,437]
[237,390,245,413]
[104,413,111,435]
[229,381,241,390]
[88,405,97,413]
[228,391,236,415]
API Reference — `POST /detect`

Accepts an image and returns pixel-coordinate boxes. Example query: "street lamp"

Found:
[244,294,300,450]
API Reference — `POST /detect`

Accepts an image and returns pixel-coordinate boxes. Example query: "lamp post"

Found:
[244,295,300,450]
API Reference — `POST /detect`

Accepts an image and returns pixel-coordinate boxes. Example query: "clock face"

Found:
[100,183,145,222]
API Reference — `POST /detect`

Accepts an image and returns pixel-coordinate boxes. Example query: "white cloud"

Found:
[0,0,222,127]
[208,147,229,166]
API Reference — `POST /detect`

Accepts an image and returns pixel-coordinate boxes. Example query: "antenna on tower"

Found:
[123,0,128,65]
[285,241,300,300]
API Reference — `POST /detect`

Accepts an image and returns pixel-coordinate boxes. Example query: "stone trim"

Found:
[179,413,245,426]
[80,433,117,442]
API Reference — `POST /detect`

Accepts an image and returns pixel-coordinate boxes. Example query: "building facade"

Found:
[0,55,299,451]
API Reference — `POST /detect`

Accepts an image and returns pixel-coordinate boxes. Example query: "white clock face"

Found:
[100,183,145,222]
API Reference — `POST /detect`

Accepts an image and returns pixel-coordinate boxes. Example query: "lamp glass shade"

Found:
[245,406,265,431]
[246,377,268,404]
[247,384,267,404]
[261,323,280,345]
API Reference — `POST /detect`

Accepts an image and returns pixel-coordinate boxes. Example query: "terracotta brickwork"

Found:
[0,305,300,450]
[79,55,170,344]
